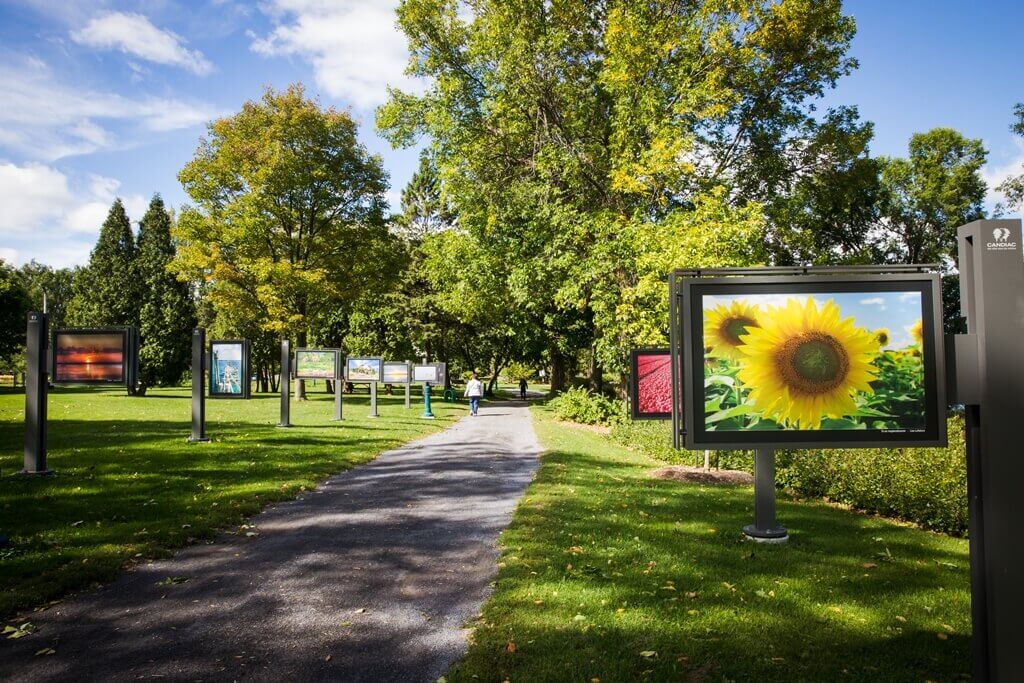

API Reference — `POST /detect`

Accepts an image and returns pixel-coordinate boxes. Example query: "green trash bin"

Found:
[443,388,458,402]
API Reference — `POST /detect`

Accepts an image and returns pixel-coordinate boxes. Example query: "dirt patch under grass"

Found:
[555,420,611,435]
[650,465,753,485]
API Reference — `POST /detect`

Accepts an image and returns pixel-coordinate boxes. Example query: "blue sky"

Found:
[705,291,923,349]
[0,0,1022,268]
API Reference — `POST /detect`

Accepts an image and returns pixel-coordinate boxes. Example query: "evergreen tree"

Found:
[136,195,196,393]
[67,199,140,328]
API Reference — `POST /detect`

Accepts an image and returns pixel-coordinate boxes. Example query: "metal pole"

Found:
[333,379,343,421]
[369,381,379,418]
[404,362,411,409]
[187,328,209,443]
[742,448,788,542]
[21,311,52,475]
[421,383,435,419]
[277,339,292,428]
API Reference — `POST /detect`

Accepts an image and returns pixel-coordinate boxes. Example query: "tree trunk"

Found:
[589,343,603,394]
[550,346,567,393]
[487,358,505,396]
[294,330,306,400]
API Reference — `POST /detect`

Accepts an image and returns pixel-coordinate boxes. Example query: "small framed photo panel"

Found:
[295,348,338,380]
[210,339,250,399]
[412,364,439,384]
[346,357,382,383]
[630,348,672,420]
[382,361,411,384]
[680,273,946,450]
[53,329,128,385]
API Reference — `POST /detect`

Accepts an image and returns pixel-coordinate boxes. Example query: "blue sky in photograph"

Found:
[704,291,923,349]
[0,0,1022,268]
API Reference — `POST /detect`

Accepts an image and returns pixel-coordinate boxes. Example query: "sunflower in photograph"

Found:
[704,300,761,360]
[737,297,880,429]
[874,328,890,347]
[909,319,924,346]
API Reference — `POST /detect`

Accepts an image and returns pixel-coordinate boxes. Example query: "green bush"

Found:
[609,416,968,536]
[548,386,625,426]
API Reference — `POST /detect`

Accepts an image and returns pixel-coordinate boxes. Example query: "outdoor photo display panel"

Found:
[346,357,382,383]
[210,340,249,398]
[412,364,438,383]
[294,349,337,380]
[681,274,946,449]
[53,329,127,384]
[630,349,672,420]
[382,362,410,384]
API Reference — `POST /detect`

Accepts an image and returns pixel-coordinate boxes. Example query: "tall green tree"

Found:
[67,199,140,328]
[174,84,392,400]
[379,0,863,386]
[874,128,988,266]
[996,102,1024,212]
[0,260,31,367]
[136,195,196,394]
[17,260,76,330]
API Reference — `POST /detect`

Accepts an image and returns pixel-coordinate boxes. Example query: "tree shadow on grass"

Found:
[448,443,971,682]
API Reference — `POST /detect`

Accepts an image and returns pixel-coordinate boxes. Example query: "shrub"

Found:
[608,415,968,536]
[549,386,625,426]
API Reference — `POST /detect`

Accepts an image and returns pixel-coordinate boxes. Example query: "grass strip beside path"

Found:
[0,386,464,619]
[447,405,970,682]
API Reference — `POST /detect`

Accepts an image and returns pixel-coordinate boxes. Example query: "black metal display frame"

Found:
[51,327,134,386]
[675,270,947,451]
[293,348,339,381]
[208,338,251,399]
[629,348,672,420]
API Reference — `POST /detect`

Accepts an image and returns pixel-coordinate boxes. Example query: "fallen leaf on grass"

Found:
[354,608,366,614]
[4,623,36,639]
[861,563,878,569]
[639,650,657,658]
[506,641,516,653]
[35,648,56,656]
[937,633,948,640]
[895,615,907,623]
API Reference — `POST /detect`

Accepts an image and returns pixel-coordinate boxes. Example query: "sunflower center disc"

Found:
[722,316,756,346]
[776,333,850,394]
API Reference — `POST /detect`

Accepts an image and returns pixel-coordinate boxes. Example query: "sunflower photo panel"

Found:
[682,275,946,449]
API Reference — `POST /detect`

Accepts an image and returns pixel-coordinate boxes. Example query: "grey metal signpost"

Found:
[187,328,210,443]
[405,361,412,409]
[333,377,343,421]
[369,381,379,418]
[952,219,1024,681]
[21,311,52,475]
[743,449,787,542]
[277,339,291,428]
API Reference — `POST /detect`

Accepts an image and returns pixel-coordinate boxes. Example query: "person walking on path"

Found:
[519,377,528,401]
[465,373,483,415]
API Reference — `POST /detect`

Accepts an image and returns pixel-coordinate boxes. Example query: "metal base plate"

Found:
[187,437,211,443]
[743,524,789,544]
[18,468,55,476]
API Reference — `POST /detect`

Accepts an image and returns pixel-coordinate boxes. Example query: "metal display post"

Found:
[953,219,1024,681]
[369,381,379,418]
[333,379,343,421]
[277,340,292,428]
[404,361,411,409]
[188,328,210,443]
[21,311,52,475]
[742,449,787,542]
[422,383,435,419]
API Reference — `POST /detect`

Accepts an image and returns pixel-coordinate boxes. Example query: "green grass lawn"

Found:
[0,385,464,619]
[448,405,971,682]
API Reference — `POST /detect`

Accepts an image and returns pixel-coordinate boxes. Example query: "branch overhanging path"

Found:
[2,402,541,682]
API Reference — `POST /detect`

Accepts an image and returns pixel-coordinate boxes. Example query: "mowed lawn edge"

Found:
[0,385,464,620]
[446,405,971,682]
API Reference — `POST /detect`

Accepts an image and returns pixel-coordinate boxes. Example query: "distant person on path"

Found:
[465,373,483,416]
[519,378,528,401]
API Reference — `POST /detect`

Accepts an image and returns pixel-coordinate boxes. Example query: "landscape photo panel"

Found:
[54,331,126,383]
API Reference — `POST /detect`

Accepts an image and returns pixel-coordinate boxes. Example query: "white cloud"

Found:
[983,138,1024,218]
[250,0,421,110]
[0,57,217,161]
[859,297,886,309]
[0,162,148,267]
[72,11,213,76]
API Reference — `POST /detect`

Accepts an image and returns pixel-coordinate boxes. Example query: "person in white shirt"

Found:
[464,373,483,416]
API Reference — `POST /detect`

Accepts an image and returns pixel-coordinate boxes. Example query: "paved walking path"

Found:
[1,402,540,682]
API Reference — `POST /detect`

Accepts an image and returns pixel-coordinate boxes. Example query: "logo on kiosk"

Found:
[987,226,1017,251]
